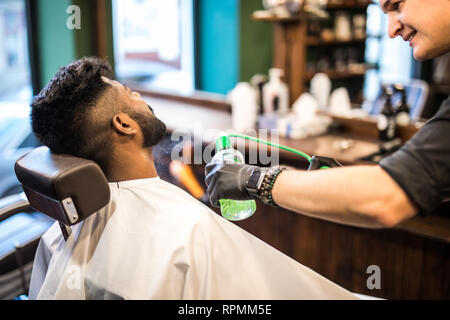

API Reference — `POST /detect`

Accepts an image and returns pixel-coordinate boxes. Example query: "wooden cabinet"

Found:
[253,0,374,104]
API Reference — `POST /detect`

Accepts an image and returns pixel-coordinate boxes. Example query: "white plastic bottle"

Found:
[310,73,331,110]
[228,82,258,132]
[262,68,290,115]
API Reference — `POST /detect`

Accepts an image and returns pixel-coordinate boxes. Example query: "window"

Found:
[0,0,32,102]
[0,0,36,198]
[113,0,195,94]
[363,3,413,104]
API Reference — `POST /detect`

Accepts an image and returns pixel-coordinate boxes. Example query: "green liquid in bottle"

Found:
[213,135,257,222]
[219,199,256,221]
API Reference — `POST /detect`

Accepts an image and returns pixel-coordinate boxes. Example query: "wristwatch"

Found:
[245,166,286,206]
[244,168,265,199]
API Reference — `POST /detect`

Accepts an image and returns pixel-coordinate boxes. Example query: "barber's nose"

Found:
[387,13,402,38]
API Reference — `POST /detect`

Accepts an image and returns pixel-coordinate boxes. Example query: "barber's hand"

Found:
[307,156,343,171]
[205,163,265,208]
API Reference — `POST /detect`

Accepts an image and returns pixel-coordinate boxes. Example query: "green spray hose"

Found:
[227,133,330,169]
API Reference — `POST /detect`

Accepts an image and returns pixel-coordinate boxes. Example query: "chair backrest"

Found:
[14,147,110,239]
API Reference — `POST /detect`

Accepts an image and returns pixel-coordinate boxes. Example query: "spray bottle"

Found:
[263,68,289,114]
[211,135,257,221]
[393,84,411,126]
[377,86,397,142]
[251,74,269,115]
[209,133,336,221]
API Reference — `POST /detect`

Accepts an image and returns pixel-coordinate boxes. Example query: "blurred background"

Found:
[0,0,449,300]
[1,0,449,197]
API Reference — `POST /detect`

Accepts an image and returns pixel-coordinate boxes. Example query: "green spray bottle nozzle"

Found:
[216,135,232,152]
[225,133,330,169]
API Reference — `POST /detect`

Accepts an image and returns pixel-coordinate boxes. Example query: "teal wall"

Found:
[197,0,240,94]
[36,0,76,89]
[196,0,273,94]
[35,0,114,90]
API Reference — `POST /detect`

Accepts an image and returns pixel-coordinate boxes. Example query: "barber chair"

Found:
[0,146,111,299]
[14,146,111,240]
[0,193,48,300]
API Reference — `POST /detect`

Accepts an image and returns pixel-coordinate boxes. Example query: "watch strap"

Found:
[257,166,286,207]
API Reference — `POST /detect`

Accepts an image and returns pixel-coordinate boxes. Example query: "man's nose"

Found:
[387,13,403,38]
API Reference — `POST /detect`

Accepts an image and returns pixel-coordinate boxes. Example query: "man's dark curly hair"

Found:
[31,57,117,170]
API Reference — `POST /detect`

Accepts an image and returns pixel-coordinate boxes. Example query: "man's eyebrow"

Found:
[382,0,393,12]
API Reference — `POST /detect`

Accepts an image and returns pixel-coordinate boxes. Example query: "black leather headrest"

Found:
[14,147,111,226]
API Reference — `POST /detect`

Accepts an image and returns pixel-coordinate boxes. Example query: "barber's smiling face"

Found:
[380,0,450,61]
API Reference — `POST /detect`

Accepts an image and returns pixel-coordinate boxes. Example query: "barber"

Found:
[205,0,450,228]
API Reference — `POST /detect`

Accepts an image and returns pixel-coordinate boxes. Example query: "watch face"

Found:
[247,170,262,189]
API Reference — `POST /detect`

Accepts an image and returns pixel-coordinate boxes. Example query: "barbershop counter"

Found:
[143,92,450,300]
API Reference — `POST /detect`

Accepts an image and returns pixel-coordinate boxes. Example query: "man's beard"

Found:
[128,109,167,148]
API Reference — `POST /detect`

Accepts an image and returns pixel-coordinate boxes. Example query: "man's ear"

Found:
[111,113,137,136]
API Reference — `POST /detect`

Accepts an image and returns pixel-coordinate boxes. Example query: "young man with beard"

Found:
[28,57,357,300]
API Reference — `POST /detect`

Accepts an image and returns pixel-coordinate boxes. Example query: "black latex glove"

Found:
[307,156,343,171]
[205,163,269,208]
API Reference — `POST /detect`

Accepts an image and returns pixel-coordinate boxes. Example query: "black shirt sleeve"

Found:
[379,96,450,215]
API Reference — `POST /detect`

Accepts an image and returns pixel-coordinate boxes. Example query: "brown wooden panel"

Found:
[292,214,323,272]
[317,220,353,290]
[419,239,447,299]
[350,228,372,295]
[442,246,450,298]
[380,231,406,299]
[400,234,425,299]
[290,214,308,264]
[269,208,295,256]
[93,0,108,58]
[272,21,307,105]
[361,229,388,297]
[234,205,294,257]
[273,24,287,72]
[287,22,307,103]
[230,206,450,299]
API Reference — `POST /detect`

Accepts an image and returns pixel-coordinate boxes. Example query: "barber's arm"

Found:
[272,165,417,228]
[205,161,417,229]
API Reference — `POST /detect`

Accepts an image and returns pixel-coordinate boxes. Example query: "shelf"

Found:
[305,64,376,81]
[252,1,373,103]
[251,13,305,23]
[306,36,367,46]
[252,1,373,23]
[325,1,374,10]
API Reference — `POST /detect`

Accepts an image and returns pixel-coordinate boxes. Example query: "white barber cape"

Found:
[29,177,358,300]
